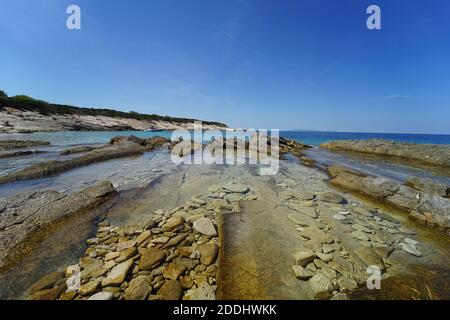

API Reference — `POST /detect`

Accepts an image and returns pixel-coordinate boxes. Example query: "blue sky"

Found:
[0,0,449,133]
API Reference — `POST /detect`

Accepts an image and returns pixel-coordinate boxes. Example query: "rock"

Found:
[101,259,134,287]
[184,282,216,300]
[152,236,169,244]
[124,276,152,300]
[321,139,450,168]
[354,207,374,217]
[405,176,450,198]
[332,214,347,221]
[404,238,419,245]
[288,213,312,226]
[322,244,335,254]
[59,291,77,300]
[295,251,317,266]
[331,292,348,300]
[317,192,346,204]
[0,143,146,185]
[288,203,317,218]
[299,226,333,244]
[163,260,188,280]
[351,231,370,241]
[211,199,233,210]
[186,213,206,224]
[139,248,166,271]
[116,247,138,263]
[352,224,372,233]
[157,280,182,300]
[317,253,333,263]
[399,243,423,257]
[79,280,99,296]
[162,216,185,230]
[0,181,115,268]
[0,139,50,150]
[29,271,64,294]
[28,285,66,300]
[105,252,121,261]
[193,218,217,237]
[135,230,151,245]
[309,272,334,299]
[222,183,249,193]
[338,211,351,216]
[354,247,385,271]
[198,243,219,266]
[297,191,315,201]
[399,227,416,235]
[293,265,313,280]
[88,291,114,300]
[116,240,136,252]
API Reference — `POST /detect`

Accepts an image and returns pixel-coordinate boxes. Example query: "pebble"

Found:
[404,238,419,245]
[400,243,422,257]
[88,291,114,300]
[295,251,317,266]
[222,183,249,193]
[193,218,217,237]
[351,231,370,241]
[293,265,313,280]
[332,214,347,221]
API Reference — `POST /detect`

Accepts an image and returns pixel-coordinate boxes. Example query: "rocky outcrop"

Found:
[0,143,146,185]
[0,181,116,268]
[0,107,227,133]
[405,177,449,199]
[321,139,450,168]
[0,136,170,185]
[327,165,450,234]
[0,139,50,150]
[24,186,233,300]
[0,150,46,159]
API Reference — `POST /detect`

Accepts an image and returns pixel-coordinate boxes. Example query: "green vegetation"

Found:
[0,90,227,127]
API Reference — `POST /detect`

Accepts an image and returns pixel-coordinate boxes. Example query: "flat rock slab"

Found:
[218,199,311,299]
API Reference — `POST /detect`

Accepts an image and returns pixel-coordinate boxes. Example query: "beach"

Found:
[0,130,449,300]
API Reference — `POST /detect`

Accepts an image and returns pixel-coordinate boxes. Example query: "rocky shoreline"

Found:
[0,135,449,300]
[321,139,450,168]
[326,165,450,235]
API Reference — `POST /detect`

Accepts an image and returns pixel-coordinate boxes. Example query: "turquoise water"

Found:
[1,130,449,147]
[280,131,450,146]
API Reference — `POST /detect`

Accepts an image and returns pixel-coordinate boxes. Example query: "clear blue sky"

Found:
[1,0,449,133]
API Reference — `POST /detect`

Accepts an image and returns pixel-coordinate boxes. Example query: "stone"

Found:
[309,272,334,299]
[317,253,333,263]
[351,231,370,241]
[139,248,166,271]
[163,260,188,280]
[29,271,64,294]
[124,275,152,300]
[105,251,121,261]
[193,218,217,237]
[404,238,419,245]
[59,291,77,300]
[211,199,233,210]
[297,191,315,201]
[400,243,422,257]
[332,214,347,221]
[222,183,249,193]
[399,227,416,235]
[299,226,333,244]
[101,259,134,287]
[331,293,348,300]
[184,282,216,300]
[79,280,99,296]
[152,236,170,244]
[157,280,182,300]
[198,243,219,266]
[288,213,311,226]
[354,207,374,217]
[28,285,66,300]
[352,224,372,233]
[338,211,351,216]
[295,251,317,266]
[88,291,114,300]
[293,265,313,280]
[116,247,138,263]
[317,192,346,204]
[322,244,335,254]
[136,230,151,245]
[116,240,136,252]
[354,247,385,271]
[162,216,185,230]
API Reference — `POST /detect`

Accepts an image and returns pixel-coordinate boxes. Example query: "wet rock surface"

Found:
[0,139,50,150]
[0,181,116,268]
[321,139,450,168]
